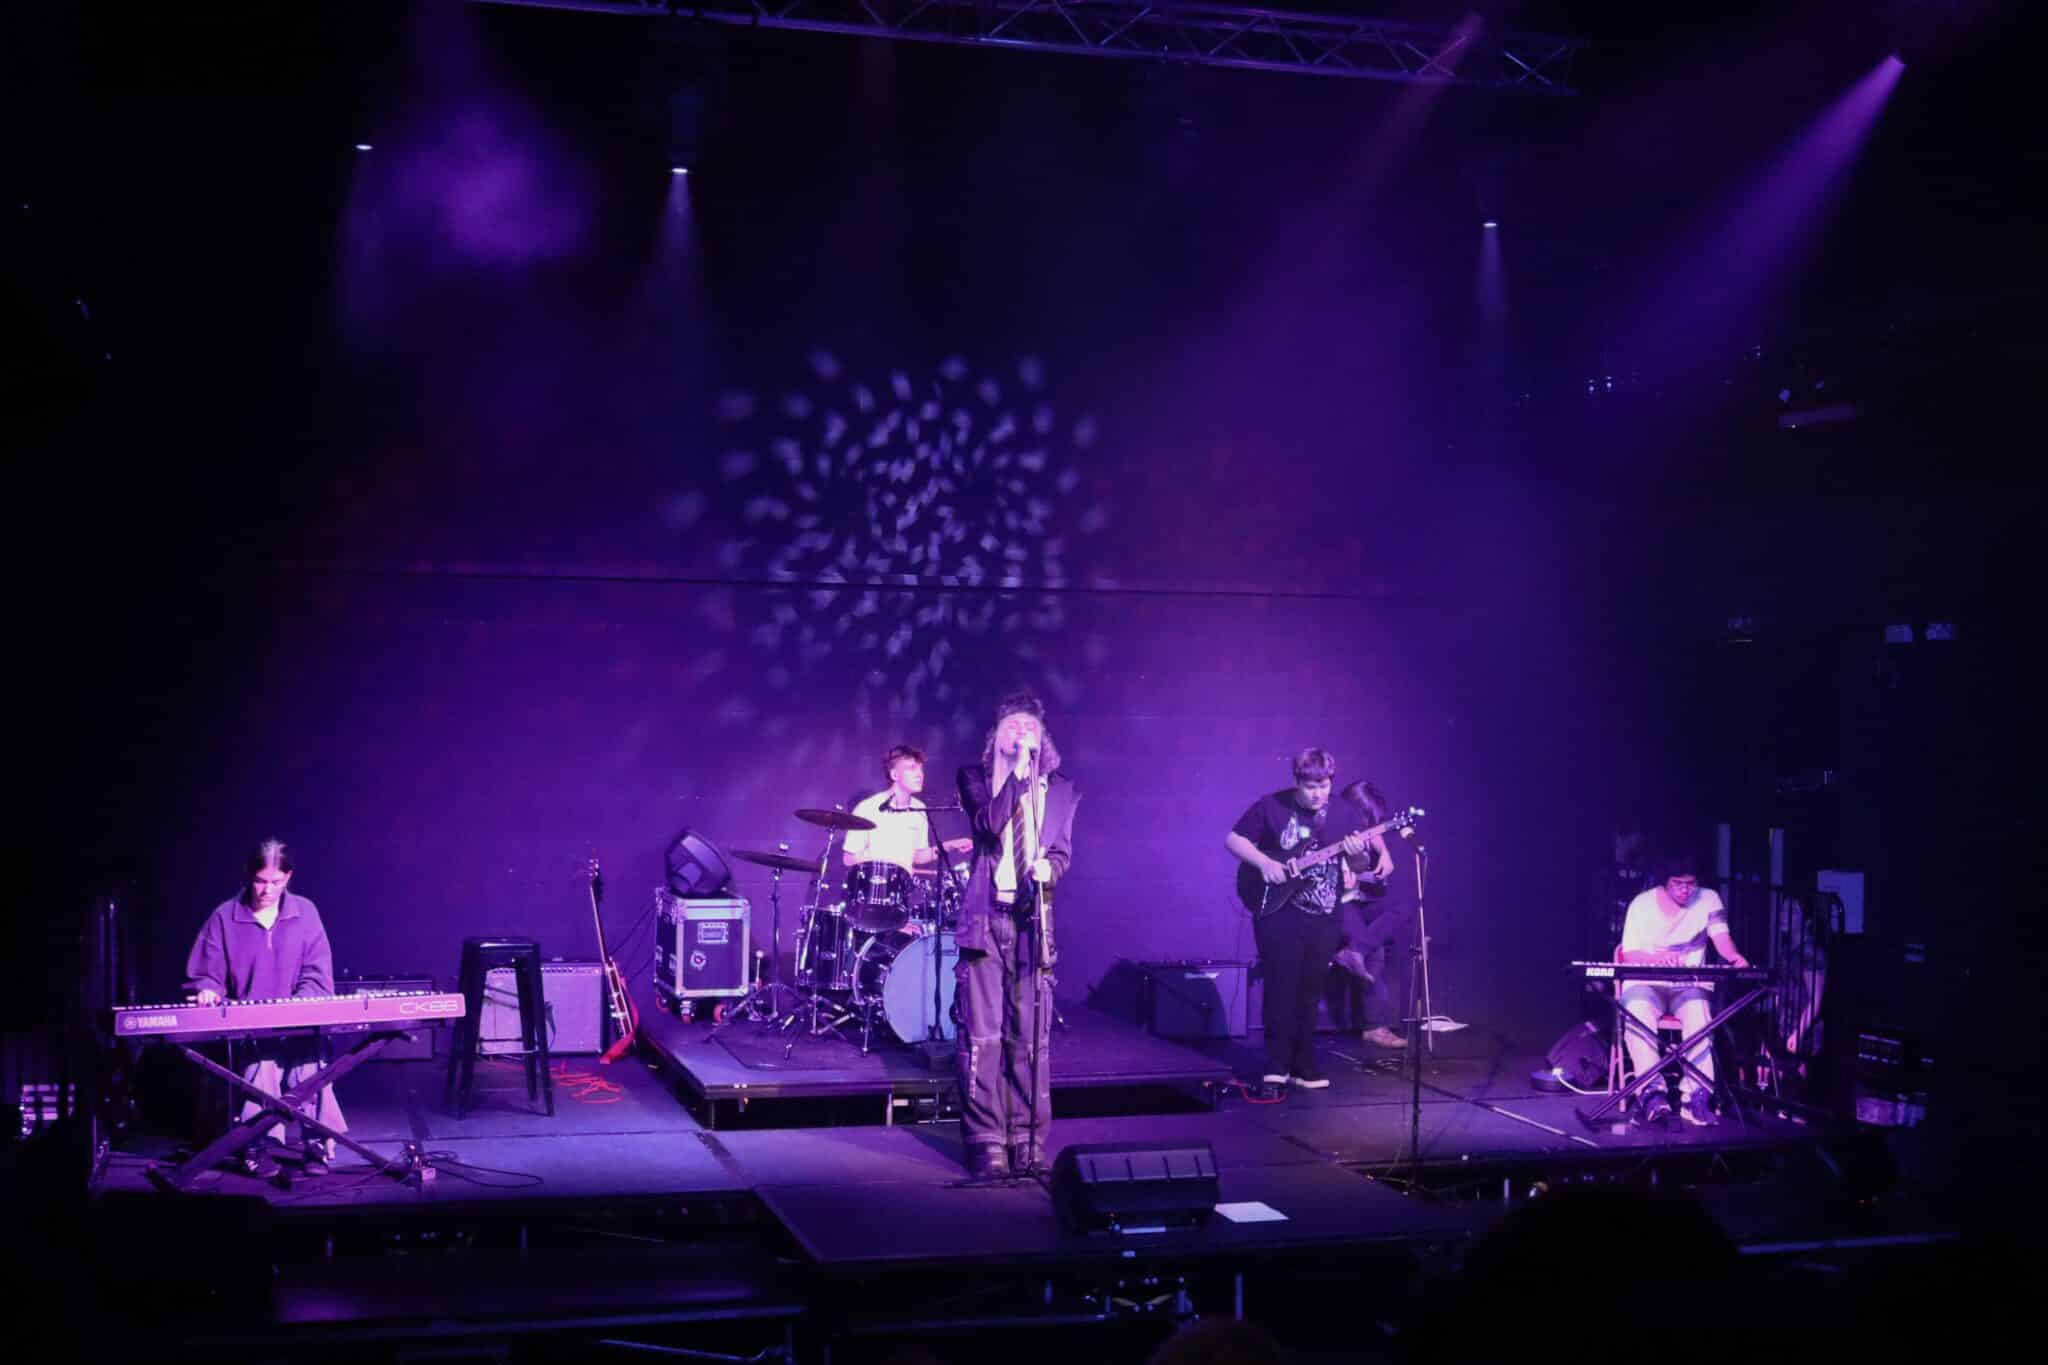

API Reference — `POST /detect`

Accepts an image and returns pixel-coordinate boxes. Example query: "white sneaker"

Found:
[1290,1073,1331,1089]
[1260,1073,1292,1086]
[1361,1027,1409,1048]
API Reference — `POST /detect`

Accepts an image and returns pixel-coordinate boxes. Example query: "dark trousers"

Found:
[956,907,1052,1158]
[1254,905,1344,1076]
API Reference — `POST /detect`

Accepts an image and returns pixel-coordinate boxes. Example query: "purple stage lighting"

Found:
[1605,53,1904,395]
[1482,220,1497,229]
[672,166,689,176]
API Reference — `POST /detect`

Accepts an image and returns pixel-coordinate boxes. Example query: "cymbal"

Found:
[794,808,875,831]
[730,848,817,873]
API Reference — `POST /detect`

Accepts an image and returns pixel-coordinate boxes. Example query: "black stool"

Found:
[446,936,554,1117]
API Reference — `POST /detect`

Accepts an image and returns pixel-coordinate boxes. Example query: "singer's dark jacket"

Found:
[954,763,1080,955]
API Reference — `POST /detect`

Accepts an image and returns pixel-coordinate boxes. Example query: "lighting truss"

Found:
[473,0,1584,92]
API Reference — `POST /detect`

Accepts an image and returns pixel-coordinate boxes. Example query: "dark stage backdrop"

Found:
[36,6,1725,1047]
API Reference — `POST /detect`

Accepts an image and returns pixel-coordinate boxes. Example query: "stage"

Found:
[78,1003,1948,1360]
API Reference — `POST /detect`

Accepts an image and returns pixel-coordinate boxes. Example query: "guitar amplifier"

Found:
[655,893,751,1001]
[480,960,607,1056]
[340,975,439,1060]
[1136,960,1250,1039]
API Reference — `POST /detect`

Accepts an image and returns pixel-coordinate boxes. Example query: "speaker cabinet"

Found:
[480,960,606,1056]
[1541,1020,1610,1090]
[1051,1140,1220,1234]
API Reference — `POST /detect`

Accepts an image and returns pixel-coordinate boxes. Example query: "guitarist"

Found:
[1226,749,1367,1089]
[954,690,1079,1180]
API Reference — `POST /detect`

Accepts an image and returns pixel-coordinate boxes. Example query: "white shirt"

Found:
[842,790,930,872]
[993,773,1047,901]
[1619,887,1728,967]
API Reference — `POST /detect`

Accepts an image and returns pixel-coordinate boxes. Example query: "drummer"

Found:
[842,745,973,910]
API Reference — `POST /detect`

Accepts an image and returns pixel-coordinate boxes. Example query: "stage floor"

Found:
[93,1021,1837,1242]
[83,1021,1953,1355]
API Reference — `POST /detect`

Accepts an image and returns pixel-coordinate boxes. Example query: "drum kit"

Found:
[727,806,966,1054]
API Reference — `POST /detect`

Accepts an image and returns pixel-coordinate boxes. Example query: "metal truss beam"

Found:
[474,0,1584,93]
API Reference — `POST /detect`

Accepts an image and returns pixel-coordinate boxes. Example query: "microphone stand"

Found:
[1021,750,1052,1178]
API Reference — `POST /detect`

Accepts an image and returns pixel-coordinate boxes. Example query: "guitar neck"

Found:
[1295,817,1400,870]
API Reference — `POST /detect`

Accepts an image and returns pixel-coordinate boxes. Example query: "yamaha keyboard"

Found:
[1571,961,1772,985]
[106,990,464,1043]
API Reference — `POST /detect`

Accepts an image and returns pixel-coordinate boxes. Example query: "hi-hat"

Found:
[794,808,875,831]
[730,848,817,873]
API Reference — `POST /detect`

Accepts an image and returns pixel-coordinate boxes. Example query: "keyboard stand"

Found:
[145,1029,422,1192]
[1574,980,1774,1130]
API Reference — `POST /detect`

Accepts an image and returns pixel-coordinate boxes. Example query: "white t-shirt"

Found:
[1618,887,1729,967]
[842,790,931,872]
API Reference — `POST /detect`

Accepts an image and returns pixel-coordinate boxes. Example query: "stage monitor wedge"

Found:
[1052,1139,1219,1234]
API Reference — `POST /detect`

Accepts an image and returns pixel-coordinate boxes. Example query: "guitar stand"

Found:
[147,1030,431,1193]
[1573,981,1774,1129]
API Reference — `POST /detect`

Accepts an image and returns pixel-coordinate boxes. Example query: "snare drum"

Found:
[842,861,913,932]
[852,928,960,1043]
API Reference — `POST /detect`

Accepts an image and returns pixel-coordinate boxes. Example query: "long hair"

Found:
[980,690,1063,775]
[1341,780,1389,824]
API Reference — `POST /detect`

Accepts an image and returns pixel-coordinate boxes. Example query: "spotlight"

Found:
[1482,220,1498,229]
[1883,624,1914,645]
[1924,623,1956,642]
[353,143,373,152]
[671,166,689,177]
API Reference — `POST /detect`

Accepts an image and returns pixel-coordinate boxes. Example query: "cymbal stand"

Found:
[720,845,801,1028]
[782,827,855,1041]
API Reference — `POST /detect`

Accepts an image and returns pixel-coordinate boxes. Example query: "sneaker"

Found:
[1361,1027,1409,1048]
[1680,1090,1720,1127]
[1636,1090,1674,1129]
[1291,1073,1331,1089]
[1260,1073,1293,1087]
[300,1141,331,1177]
[236,1144,282,1179]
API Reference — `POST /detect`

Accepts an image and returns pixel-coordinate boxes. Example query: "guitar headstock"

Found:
[1388,806,1425,832]
[587,857,603,890]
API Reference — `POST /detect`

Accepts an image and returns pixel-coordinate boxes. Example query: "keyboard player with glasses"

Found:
[1616,853,1751,1128]
[183,839,346,1177]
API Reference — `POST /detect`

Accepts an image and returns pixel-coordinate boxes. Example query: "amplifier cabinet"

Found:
[340,975,439,1060]
[480,960,607,1056]
[1136,960,1250,1039]
[655,892,751,1002]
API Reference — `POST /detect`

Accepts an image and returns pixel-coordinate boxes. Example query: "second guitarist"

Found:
[1225,747,1378,1089]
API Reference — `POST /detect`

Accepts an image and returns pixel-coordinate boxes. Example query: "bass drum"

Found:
[853,929,960,1043]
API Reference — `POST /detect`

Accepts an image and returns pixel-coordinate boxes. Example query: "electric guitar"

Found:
[1236,806,1424,918]
[588,858,638,1063]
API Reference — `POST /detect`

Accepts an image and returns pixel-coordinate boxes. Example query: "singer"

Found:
[954,690,1080,1179]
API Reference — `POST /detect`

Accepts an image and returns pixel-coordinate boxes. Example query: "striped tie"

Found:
[1010,781,1032,899]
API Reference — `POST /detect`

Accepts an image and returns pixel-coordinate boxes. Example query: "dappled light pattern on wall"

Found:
[675,350,1113,737]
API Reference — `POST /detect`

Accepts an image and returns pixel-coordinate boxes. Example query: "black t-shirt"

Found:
[1234,790,1341,914]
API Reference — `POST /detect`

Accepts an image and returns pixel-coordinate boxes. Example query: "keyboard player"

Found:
[1615,852,1751,1128]
[183,839,346,1177]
